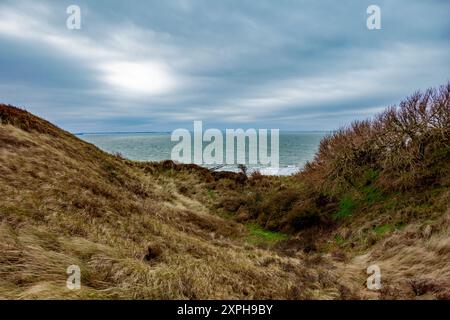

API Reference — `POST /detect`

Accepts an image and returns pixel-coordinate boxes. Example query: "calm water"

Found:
[78,132,326,175]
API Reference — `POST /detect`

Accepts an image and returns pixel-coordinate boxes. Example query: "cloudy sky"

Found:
[0,0,449,132]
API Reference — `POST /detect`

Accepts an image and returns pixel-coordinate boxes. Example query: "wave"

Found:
[211,165,301,176]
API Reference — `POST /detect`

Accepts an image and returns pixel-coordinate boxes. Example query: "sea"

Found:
[78,132,327,176]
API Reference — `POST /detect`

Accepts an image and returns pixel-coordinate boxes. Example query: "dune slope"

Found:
[0,104,346,299]
[0,83,449,300]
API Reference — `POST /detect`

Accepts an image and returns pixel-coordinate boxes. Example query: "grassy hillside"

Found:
[0,83,449,299]
[0,104,348,299]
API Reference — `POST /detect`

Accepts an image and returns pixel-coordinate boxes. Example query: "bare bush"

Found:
[304,83,450,192]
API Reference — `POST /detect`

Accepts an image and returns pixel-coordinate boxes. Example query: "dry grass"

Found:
[0,106,344,299]
[0,83,449,300]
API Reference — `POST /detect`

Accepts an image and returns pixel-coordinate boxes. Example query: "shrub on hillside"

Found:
[303,83,450,193]
[217,83,450,235]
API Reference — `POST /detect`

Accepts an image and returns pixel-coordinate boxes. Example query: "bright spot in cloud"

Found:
[100,61,176,95]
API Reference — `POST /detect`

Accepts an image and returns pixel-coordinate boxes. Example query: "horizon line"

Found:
[73,130,331,135]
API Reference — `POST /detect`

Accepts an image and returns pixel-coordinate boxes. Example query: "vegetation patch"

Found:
[333,195,356,219]
[373,224,394,235]
[245,223,288,246]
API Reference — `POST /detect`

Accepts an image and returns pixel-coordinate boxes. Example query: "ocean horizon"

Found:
[78,131,328,176]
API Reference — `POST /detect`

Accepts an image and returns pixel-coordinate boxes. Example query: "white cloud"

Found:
[0,1,180,97]
[99,61,177,95]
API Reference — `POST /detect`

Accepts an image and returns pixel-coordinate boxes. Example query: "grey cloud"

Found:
[0,0,448,132]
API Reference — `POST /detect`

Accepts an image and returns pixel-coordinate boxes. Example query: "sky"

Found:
[0,0,449,132]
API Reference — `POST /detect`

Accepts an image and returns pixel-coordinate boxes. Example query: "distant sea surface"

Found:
[78,132,327,176]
